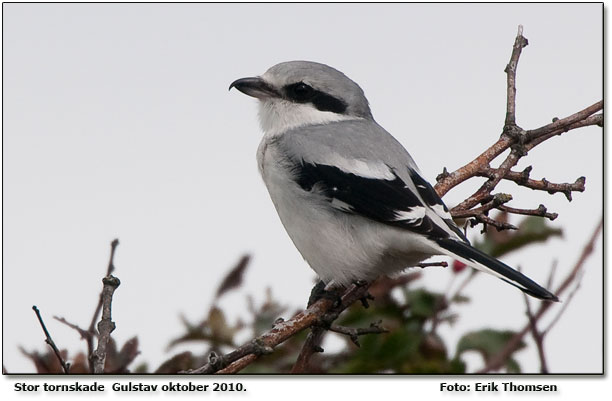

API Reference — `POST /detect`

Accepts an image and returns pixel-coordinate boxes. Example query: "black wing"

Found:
[294,161,462,241]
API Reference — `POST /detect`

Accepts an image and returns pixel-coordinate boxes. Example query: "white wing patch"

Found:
[327,154,396,180]
[431,203,452,219]
[393,207,426,222]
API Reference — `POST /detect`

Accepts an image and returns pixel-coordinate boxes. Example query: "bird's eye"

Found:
[286,83,315,101]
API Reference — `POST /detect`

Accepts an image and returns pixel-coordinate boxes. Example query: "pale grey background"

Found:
[2,3,603,374]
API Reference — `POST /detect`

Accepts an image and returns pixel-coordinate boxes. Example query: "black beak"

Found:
[229,77,280,99]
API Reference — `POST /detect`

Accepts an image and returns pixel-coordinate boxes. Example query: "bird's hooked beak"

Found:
[229,77,280,99]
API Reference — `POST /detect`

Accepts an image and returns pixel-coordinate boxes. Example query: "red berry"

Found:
[452,260,467,273]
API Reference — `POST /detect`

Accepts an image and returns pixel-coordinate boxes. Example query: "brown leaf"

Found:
[105,337,140,373]
[19,346,66,373]
[68,352,90,373]
[155,351,195,374]
[215,255,250,299]
[208,307,240,344]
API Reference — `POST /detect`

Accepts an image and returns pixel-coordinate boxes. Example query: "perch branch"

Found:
[182,282,372,374]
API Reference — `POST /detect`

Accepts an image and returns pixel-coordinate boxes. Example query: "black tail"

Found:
[435,238,559,302]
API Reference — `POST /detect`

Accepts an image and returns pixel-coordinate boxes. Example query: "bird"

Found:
[229,61,558,302]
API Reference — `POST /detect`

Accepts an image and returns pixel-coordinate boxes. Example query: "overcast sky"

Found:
[2,2,603,380]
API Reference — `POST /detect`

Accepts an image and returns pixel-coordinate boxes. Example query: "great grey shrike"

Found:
[230,61,558,301]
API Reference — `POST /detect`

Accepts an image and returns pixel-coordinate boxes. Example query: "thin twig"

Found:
[522,294,548,373]
[477,167,586,202]
[453,145,524,213]
[498,204,558,221]
[546,260,558,290]
[416,261,448,268]
[525,104,603,142]
[91,275,121,374]
[542,271,585,336]
[451,193,513,219]
[32,306,70,373]
[469,214,518,232]
[329,321,388,347]
[504,25,528,127]
[54,316,91,341]
[448,271,477,303]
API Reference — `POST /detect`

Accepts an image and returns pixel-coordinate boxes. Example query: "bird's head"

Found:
[230,61,373,135]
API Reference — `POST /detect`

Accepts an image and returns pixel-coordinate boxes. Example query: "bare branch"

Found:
[546,260,558,290]
[525,103,603,142]
[504,24,528,127]
[469,214,518,232]
[523,294,548,373]
[435,136,512,197]
[451,193,513,219]
[542,271,585,336]
[31,306,70,373]
[432,26,601,231]
[497,204,558,221]
[416,261,448,268]
[291,328,326,373]
[439,104,600,205]
[91,275,121,374]
[477,167,586,201]
[329,321,388,347]
[87,238,120,372]
[54,316,91,341]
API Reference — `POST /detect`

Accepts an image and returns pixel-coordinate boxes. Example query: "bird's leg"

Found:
[354,279,375,308]
[307,280,342,308]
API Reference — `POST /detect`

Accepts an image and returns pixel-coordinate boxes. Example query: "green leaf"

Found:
[474,215,563,257]
[450,294,471,304]
[406,288,444,320]
[334,325,423,373]
[505,358,522,373]
[456,329,525,368]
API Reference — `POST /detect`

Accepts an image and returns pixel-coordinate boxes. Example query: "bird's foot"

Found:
[359,292,375,309]
[308,280,342,308]
[352,280,374,308]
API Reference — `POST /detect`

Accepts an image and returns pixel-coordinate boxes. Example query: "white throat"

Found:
[258,99,360,138]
